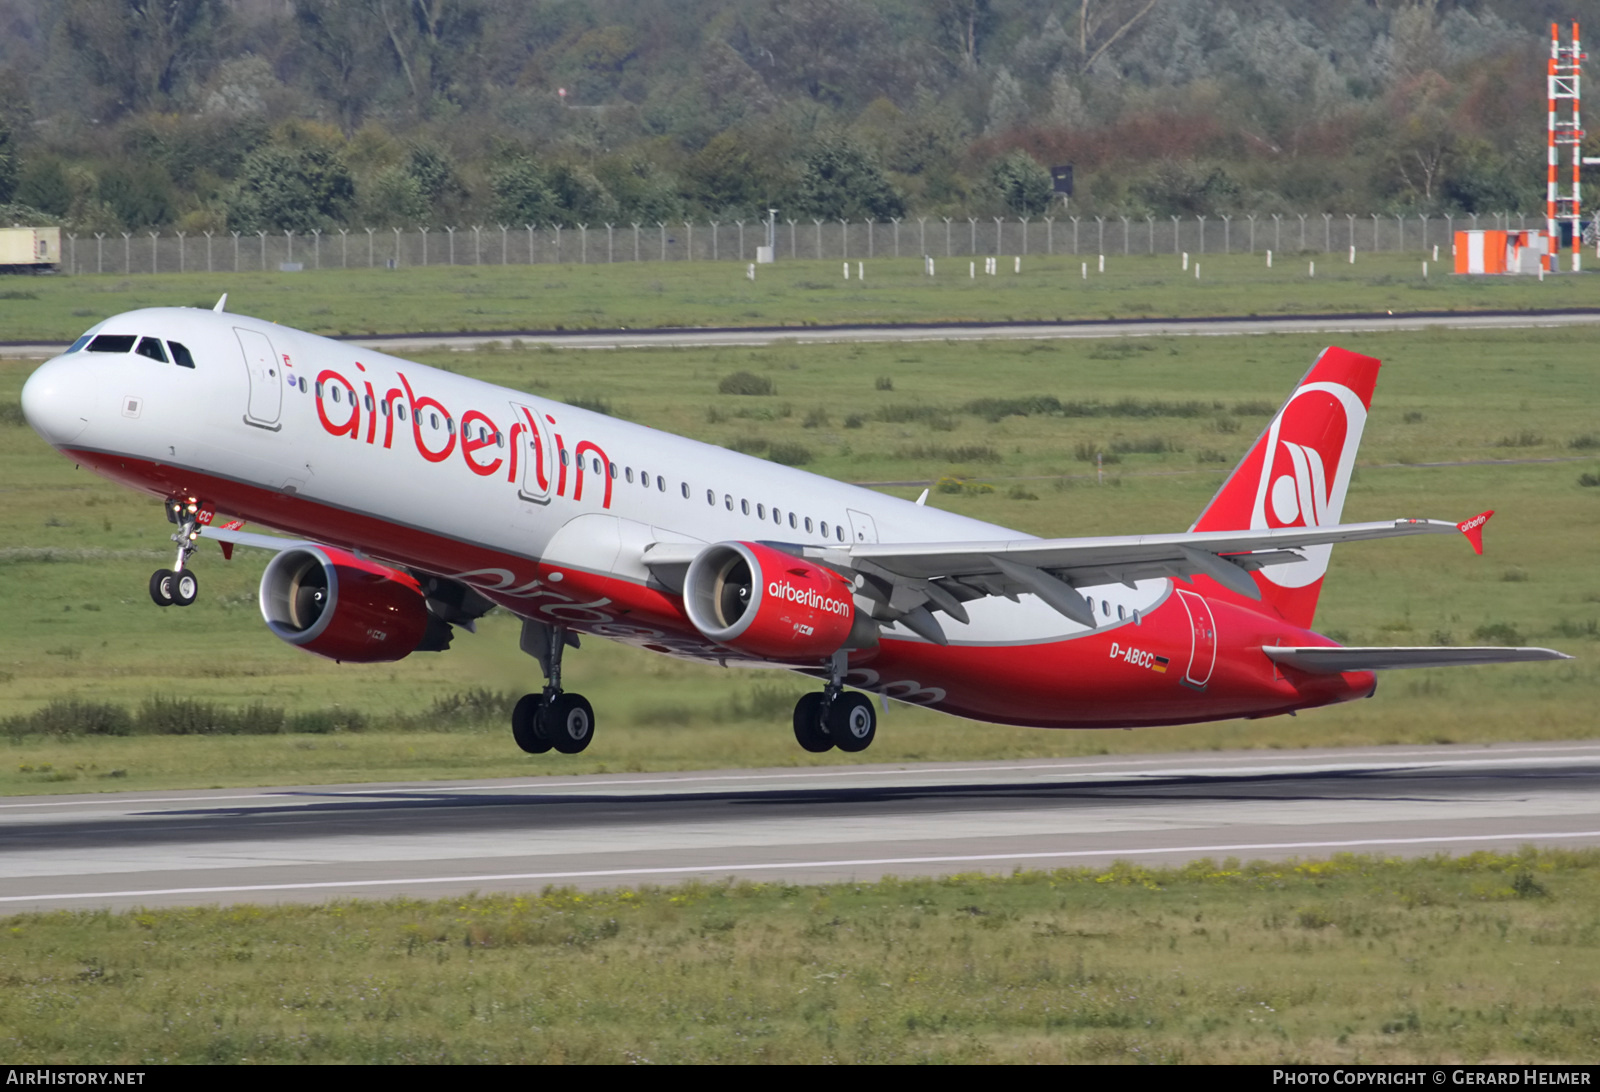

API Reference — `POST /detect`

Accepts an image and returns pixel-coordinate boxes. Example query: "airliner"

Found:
[19,303,1567,755]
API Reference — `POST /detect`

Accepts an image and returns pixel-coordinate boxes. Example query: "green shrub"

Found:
[719,371,773,396]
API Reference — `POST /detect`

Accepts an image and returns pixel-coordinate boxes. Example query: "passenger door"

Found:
[236,328,282,430]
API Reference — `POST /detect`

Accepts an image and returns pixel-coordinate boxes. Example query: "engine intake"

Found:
[259,545,451,662]
[682,541,857,661]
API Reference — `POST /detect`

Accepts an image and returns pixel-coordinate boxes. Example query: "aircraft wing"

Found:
[1264,646,1571,672]
[199,525,307,553]
[791,518,1472,641]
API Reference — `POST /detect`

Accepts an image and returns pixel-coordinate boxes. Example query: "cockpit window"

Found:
[135,337,168,363]
[66,334,92,354]
[87,334,137,354]
[169,342,195,369]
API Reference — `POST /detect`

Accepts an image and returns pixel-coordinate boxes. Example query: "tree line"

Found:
[0,0,1588,236]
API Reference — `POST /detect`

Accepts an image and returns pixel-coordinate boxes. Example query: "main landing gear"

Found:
[792,651,877,754]
[512,619,595,755]
[149,497,203,608]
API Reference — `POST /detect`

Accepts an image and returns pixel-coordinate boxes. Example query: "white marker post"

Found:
[1309,260,1315,277]
[1081,262,1087,279]
[1422,261,1428,279]
[857,261,864,280]
[1432,244,1439,261]
[747,263,755,281]
[1098,254,1105,273]
[1194,263,1200,279]
[1014,256,1020,273]
[1349,245,1355,264]
[970,261,975,279]
[1266,249,1272,268]
[1182,252,1189,271]
[843,262,849,280]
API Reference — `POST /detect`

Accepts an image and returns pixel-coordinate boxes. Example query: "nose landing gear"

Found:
[149,497,206,608]
[512,619,596,755]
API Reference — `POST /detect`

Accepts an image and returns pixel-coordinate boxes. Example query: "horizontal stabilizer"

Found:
[1264,645,1571,673]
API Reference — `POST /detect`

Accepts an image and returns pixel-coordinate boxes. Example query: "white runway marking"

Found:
[7,829,1597,905]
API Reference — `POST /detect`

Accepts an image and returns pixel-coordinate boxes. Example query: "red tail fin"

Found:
[1457,510,1493,555]
[1189,347,1380,628]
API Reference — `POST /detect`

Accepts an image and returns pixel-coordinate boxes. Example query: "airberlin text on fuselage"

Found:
[768,580,851,615]
[312,362,613,509]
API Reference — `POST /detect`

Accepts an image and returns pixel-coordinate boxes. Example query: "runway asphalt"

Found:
[2,740,1596,913]
[8,308,1600,359]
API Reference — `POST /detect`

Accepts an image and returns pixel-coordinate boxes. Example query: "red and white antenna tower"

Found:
[1547,22,1584,272]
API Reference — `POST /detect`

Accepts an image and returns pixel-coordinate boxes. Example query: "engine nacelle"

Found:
[683,541,856,661]
[259,545,450,663]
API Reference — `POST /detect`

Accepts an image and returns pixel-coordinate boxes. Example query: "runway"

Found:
[8,308,1600,359]
[2,741,1596,913]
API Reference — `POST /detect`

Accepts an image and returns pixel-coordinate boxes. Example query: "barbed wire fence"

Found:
[58,212,1543,276]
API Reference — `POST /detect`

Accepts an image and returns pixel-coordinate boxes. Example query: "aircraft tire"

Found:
[792,692,833,753]
[828,692,877,753]
[173,571,199,607]
[148,569,175,607]
[546,693,595,754]
[511,693,552,754]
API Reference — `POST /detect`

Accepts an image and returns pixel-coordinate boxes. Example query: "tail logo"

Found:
[1250,382,1368,588]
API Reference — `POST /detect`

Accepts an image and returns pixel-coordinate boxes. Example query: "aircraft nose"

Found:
[21,356,91,446]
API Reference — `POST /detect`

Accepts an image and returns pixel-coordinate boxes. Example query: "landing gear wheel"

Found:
[793,692,833,753]
[172,570,199,607]
[828,692,877,753]
[148,569,175,607]
[545,693,595,754]
[511,693,552,754]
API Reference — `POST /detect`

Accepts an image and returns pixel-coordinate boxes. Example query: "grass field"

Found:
[2,851,1595,1063]
[4,252,1600,343]
[0,321,1595,793]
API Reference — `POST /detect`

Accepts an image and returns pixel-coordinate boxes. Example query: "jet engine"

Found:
[682,541,859,660]
[259,545,452,662]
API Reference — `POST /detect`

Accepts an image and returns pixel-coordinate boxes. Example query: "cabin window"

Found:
[87,334,136,354]
[1101,600,1109,616]
[658,476,667,493]
[379,398,389,415]
[365,394,375,413]
[134,337,167,363]
[639,469,648,486]
[446,417,455,435]
[773,508,782,525]
[625,467,634,484]
[820,521,828,538]
[332,387,342,404]
[607,461,616,477]
[497,433,506,448]
[757,504,766,519]
[789,513,797,529]
[836,525,845,542]
[741,500,750,516]
[168,341,196,369]
[706,489,715,505]
[396,403,407,422]
[804,517,813,533]
[560,449,569,466]
[1118,605,1126,621]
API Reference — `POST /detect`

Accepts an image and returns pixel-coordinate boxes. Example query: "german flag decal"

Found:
[1152,655,1170,674]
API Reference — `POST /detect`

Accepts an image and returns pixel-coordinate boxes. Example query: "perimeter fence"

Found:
[56,212,1549,276]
